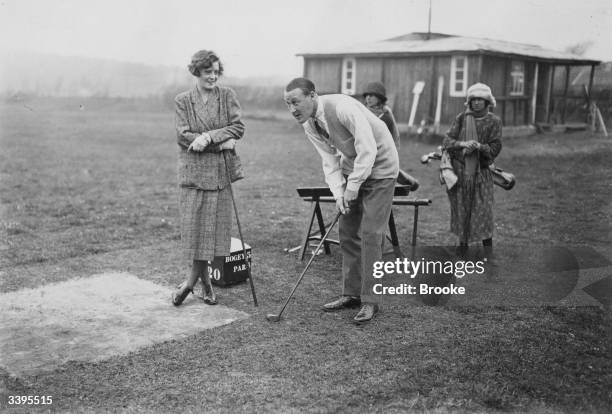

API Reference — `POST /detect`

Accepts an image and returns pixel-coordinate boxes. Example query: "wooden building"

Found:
[298,32,601,128]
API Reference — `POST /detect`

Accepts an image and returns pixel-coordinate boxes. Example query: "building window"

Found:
[341,57,356,95]
[450,55,468,97]
[510,61,525,95]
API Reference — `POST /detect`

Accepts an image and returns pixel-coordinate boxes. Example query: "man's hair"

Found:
[285,77,316,95]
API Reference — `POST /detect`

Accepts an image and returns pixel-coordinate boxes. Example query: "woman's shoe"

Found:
[200,276,218,305]
[172,282,193,306]
[199,269,218,305]
[202,282,218,305]
[203,292,217,305]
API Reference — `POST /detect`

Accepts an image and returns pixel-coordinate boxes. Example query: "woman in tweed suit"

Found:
[172,50,245,306]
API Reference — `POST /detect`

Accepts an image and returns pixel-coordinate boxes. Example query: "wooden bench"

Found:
[296,186,431,260]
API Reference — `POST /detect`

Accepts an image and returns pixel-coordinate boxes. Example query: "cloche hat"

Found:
[466,83,496,108]
[363,82,388,103]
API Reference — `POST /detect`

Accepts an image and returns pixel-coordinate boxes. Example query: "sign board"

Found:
[210,237,252,286]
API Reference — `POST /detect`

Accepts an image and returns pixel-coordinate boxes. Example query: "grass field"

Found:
[1,96,611,413]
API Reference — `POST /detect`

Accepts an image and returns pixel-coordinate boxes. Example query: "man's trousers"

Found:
[339,177,395,303]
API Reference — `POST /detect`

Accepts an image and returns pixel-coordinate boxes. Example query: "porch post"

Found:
[561,64,570,124]
[545,65,555,124]
[531,63,539,124]
[587,64,596,97]
[586,63,596,123]
[428,55,436,122]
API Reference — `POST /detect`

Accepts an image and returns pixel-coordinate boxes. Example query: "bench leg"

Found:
[412,206,419,246]
[314,202,332,255]
[387,210,402,257]
[300,200,319,261]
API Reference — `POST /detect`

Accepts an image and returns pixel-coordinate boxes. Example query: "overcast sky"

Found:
[1,0,610,78]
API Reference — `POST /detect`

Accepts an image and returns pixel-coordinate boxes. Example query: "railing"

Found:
[494,96,530,126]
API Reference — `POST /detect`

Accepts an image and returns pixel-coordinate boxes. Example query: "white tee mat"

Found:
[0,272,249,377]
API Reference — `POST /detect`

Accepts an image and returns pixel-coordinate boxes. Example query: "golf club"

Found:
[420,150,442,164]
[223,151,258,306]
[283,245,302,253]
[266,211,342,322]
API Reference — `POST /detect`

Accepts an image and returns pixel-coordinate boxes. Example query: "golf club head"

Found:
[420,153,432,164]
[265,313,281,322]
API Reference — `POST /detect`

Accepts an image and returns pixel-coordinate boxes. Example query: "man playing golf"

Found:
[284,77,399,324]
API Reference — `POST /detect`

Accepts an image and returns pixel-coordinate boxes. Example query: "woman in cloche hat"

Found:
[363,82,400,150]
[442,82,503,251]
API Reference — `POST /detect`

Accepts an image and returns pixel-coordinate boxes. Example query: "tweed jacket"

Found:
[175,86,245,190]
[303,94,399,199]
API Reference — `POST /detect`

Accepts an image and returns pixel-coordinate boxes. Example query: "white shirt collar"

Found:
[313,97,324,120]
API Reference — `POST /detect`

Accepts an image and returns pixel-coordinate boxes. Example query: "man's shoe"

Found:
[353,303,379,324]
[322,296,361,312]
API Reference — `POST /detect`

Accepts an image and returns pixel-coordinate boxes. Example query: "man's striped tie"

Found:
[313,118,329,140]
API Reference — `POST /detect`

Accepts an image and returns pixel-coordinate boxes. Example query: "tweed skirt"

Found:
[179,186,232,261]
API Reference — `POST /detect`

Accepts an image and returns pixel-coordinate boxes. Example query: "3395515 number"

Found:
[7,395,53,405]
